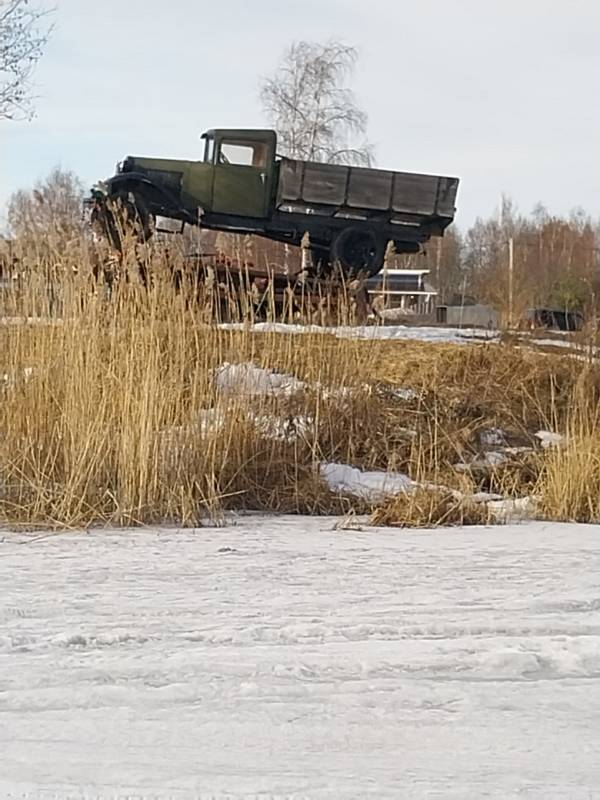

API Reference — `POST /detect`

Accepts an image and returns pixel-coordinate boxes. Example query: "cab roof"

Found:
[202,128,276,141]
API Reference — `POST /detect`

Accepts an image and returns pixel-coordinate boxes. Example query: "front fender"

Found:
[105,173,197,225]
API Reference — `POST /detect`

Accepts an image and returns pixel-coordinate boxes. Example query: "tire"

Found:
[106,188,154,251]
[330,227,386,277]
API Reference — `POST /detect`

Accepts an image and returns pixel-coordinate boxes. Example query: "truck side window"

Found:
[219,140,268,168]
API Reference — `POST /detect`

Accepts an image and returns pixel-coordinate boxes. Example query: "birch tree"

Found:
[0,0,52,120]
[260,41,373,166]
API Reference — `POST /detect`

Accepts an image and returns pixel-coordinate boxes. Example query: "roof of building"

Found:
[380,268,430,276]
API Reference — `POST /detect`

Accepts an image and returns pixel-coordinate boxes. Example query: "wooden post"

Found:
[436,237,442,304]
[383,240,395,312]
[284,243,290,277]
[508,237,514,329]
[300,232,311,282]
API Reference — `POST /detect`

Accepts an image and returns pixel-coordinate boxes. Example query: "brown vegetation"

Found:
[371,489,492,528]
[1,225,599,530]
[396,198,600,322]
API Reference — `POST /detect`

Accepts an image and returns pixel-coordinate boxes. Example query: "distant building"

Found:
[524,307,583,332]
[366,269,437,314]
[436,303,500,329]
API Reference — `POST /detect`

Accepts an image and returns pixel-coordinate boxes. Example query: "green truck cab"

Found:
[93,128,459,276]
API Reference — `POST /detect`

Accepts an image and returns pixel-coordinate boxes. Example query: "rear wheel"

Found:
[330,227,385,277]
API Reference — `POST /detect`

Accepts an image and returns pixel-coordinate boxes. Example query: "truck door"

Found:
[212,137,271,218]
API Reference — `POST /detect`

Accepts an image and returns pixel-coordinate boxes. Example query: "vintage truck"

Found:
[91,128,459,276]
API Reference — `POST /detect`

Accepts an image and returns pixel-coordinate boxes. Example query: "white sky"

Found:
[1,0,599,229]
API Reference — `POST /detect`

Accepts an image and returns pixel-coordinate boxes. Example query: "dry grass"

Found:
[536,434,600,522]
[371,489,492,528]
[0,233,598,529]
[535,391,600,523]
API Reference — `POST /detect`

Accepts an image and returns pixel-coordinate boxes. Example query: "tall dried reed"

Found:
[0,232,597,528]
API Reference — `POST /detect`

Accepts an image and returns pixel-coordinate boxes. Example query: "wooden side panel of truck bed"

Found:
[276,159,459,221]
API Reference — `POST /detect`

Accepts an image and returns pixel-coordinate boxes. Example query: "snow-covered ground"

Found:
[2,517,600,799]
[219,321,498,345]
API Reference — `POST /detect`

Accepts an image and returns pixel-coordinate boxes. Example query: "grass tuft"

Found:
[371,489,492,528]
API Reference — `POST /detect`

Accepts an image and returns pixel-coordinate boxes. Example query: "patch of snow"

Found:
[321,463,525,516]
[452,461,470,473]
[215,362,306,397]
[158,407,226,456]
[315,382,354,401]
[454,451,509,472]
[197,406,226,435]
[536,430,565,449]
[482,450,508,467]
[503,445,535,455]
[487,495,538,522]
[1,517,599,798]
[468,491,505,503]
[321,462,413,500]
[219,320,499,345]
[0,316,63,327]
[526,337,591,351]
[373,306,417,322]
[480,427,507,447]
[391,386,419,401]
[1,366,35,388]
[250,413,313,443]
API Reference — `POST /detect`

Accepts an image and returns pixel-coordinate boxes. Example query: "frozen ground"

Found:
[1,517,600,799]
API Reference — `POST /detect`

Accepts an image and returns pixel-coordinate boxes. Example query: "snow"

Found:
[480,427,507,447]
[536,430,565,449]
[390,386,420,401]
[454,451,509,471]
[250,412,313,442]
[321,462,413,499]
[1,366,35,388]
[487,495,539,522]
[525,336,594,352]
[2,517,600,799]
[215,362,306,396]
[219,321,498,345]
[321,463,536,522]
[0,316,62,327]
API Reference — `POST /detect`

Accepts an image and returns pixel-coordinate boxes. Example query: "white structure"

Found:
[437,303,500,329]
[366,268,437,314]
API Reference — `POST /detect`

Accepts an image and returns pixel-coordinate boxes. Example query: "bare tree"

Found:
[462,197,600,320]
[0,0,52,120]
[8,167,85,239]
[260,40,373,166]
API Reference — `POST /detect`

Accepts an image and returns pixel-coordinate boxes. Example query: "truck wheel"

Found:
[107,189,154,251]
[330,227,385,277]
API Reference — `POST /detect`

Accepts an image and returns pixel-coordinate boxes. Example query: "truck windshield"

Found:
[203,136,215,164]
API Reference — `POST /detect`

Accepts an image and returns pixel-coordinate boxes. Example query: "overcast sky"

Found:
[1,0,599,229]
